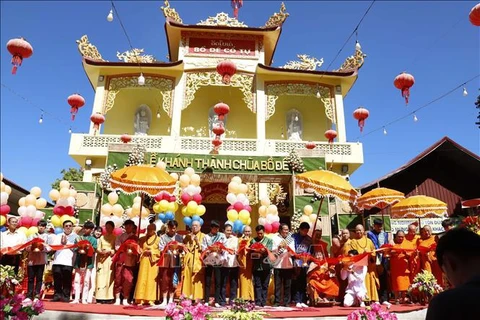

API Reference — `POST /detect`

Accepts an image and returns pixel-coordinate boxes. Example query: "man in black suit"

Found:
[426,228,480,320]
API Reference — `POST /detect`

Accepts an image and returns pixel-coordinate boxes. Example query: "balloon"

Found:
[238,210,250,224]
[18,197,26,207]
[59,188,70,199]
[304,205,313,215]
[153,203,162,214]
[267,205,277,214]
[59,180,70,189]
[30,187,42,198]
[271,221,280,233]
[4,185,11,195]
[233,202,244,212]
[187,201,198,215]
[69,189,77,198]
[167,202,178,212]
[198,217,204,226]
[113,227,124,236]
[181,193,191,206]
[154,193,163,202]
[159,200,169,212]
[264,223,273,233]
[34,210,44,219]
[49,189,60,201]
[226,193,237,205]
[258,217,266,226]
[0,204,10,215]
[184,167,195,177]
[191,215,201,222]
[67,196,76,207]
[309,214,318,223]
[108,192,119,205]
[170,173,179,181]
[156,161,167,170]
[165,211,175,221]
[238,184,248,194]
[25,195,36,206]
[112,204,124,217]
[0,215,5,226]
[0,192,8,205]
[260,197,271,207]
[54,227,63,235]
[190,174,201,186]
[21,217,33,228]
[244,205,252,213]
[231,176,242,184]
[27,226,39,237]
[196,205,206,216]
[26,205,36,218]
[183,216,192,227]
[193,194,202,204]
[51,215,62,227]
[179,174,190,188]
[233,219,243,231]
[186,185,196,196]
[228,182,239,194]
[158,213,166,222]
[101,203,114,216]
[35,198,47,209]
[181,206,188,217]
[258,206,267,217]
[227,209,239,222]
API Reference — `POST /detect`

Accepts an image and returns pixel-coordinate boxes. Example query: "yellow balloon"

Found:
[18,197,26,207]
[159,200,169,212]
[51,215,62,227]
[181,206,189,217]
[25,194,36,206]
[30,187,42,198]
[0,215,6,226]
[196,205,206,216]
[107,192,118,205]
[247,217,251,225]
[112,204,124,217]
[167,202,176,212]
[227,209,238,222]
[69,217,77,225]
[153,203,162,214]
[61,215,73,226]
[187,201,198,214]
[36,198,47,209]
[5,185,12,195]
[17,227,28,235]
[28,226,39,237]
[60,188,70,199]
[59,180,70,189]
[239,209,250,222]
[49,189,60,201]
[258,206,267,218]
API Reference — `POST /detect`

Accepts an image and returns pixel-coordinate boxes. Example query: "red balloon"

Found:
[193,194,202,204]
[0,204,10,216]
[181,193,191,206]
[22,217,33,228]
[233,202,244,211]
[32,218,41,227]
[169,196,176,202]
[271,221,280,233]
[65,206,74,216]
[264,223,273,234]
[227,205,234,211]
[154,194,163,202]
[113,227,123,236]
[244,205,252,213]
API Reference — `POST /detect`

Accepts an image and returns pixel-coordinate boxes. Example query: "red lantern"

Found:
[470,3,480,26]
[324,129,337,143]
[212,124,225,136]
[68,94,85,120]
[305,142,316,150]
[120,134,132,143]
[90,113,105,133]
[353,107,369,132]
[214,102,230,121]
[394,72,415,105]
[212,138,222,147]
[6,37,33,75]
[216,60,237,85]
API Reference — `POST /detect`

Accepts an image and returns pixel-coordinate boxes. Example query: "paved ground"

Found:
[37,309,427,320]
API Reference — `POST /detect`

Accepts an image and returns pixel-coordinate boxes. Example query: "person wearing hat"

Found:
[201,220,226,307]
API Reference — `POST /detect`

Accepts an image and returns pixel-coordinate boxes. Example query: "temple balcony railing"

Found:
[69,133,363,164]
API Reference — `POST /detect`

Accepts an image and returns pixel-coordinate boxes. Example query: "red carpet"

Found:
[43,301,426,318]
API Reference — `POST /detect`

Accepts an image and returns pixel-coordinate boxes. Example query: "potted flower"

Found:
[347,302,398,320]
[1,294,45,320]
[408,270,443,305]
[0,265,21,298]
[165,295,212,320]
[218,298,267,320]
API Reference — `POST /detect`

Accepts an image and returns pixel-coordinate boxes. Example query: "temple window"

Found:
[286,108,303,141]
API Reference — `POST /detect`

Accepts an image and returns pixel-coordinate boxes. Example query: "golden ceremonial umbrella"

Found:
[390,195,448,219]
[357,187,405,210]
[296,170,359,230]
[109,165,177,235]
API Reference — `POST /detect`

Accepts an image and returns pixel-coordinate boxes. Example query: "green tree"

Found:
[51,167,84,190]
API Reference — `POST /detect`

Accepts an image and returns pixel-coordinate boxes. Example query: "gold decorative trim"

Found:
[185,58,253,71]
[281,54,324,71]
[263,2,289,28]
[197,12,248,28]
[105,76,174,117]
[161,0,183,24]
[335,47,366,72]
[181,31,263,42]
[265,82,335,123]
[76,35,106,61]
[184,71,255,113]
[116,49,156,63]
[247,183,258,205]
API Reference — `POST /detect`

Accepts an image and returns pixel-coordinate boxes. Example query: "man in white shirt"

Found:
[0,216,27,278]
[26,219,51,299]
[51,219,77,302]
[272,223,295,307]
[220,224,239,306]
[202,220,226,307]
[340,249,367,307]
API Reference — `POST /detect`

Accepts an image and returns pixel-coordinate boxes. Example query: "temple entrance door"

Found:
[200,203,230,232]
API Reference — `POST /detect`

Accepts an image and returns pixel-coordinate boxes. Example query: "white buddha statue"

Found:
[287,110,302,141]
[134,106,151,135]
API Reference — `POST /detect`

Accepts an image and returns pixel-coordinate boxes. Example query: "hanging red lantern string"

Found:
[231,0,243,19]
[353,107,369,133]
[469,3,480,26]
[214,102,230,121]
[216,60,237,85]
[68,93,85,121]
[212,123,225,136]
[6,37,33,75]
[305,142,316,150]
[394,72,415,105]
[90,113,105,134]
[120,134,132,143]
[324,129,338,144]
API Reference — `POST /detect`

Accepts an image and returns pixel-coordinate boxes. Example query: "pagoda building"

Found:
[69,1,366,236]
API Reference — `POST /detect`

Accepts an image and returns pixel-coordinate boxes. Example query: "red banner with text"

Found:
[188,37,256,57]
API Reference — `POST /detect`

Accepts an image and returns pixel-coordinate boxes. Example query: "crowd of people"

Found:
[0,214,473,310]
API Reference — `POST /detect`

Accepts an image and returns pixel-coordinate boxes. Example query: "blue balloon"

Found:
[191,215,201,222]
[183,216,192,227]
[54,227,63,235]
[158,213,166,221]
[0,226,6,232]
[199,218,204,226]
[165,212,174,221]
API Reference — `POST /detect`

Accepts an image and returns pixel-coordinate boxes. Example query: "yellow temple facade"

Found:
[68,1,365,236]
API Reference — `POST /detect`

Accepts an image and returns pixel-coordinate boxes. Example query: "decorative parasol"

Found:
[357,187,405,210]
[391,195,448,219]
[461,198,480,209]
[109,165,177,235]
[296,170,359,231]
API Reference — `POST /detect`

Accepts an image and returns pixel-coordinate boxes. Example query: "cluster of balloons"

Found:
[153,191,179,223]
[225,176,252,234]
[49,181,78,233]
[99,191,125,236]
[178,167,206,227]
[257,197,280,234]
[16,186,49,236]
[125,196,151,233]
[0,173,12,228]
[298,205,318,231]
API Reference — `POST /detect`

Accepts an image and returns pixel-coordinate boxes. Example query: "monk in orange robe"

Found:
[390,230,415,303]
[307,230,339,305]
[403,223,420,282]
[418,226,443,287]
[349,224,379,303]
[330,229,351,302]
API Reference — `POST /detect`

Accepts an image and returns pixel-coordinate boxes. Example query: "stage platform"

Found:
[35,301,427,320]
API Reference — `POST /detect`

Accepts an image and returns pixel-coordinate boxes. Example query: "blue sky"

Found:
[1,1,479,199]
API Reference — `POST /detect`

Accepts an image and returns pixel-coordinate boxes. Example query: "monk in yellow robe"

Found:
[134,223,161,305]
[331,229,351,302]
[418,226,443,286]
[349,224,379,303]
[403,223,420,282]
[390,230,414,303]
[182,220,205,301]
[237,226,254,301]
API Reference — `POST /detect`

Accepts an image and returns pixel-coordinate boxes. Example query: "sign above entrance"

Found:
[187,37,256,57]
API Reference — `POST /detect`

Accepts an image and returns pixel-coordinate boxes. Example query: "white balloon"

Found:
[226,193,237,205]
[242,198,250,206]
[34,211,45,219]
[26,205,37,218]
[266,213,275,224]
[134,196,142,204]
[140,218,149,229]
[186,185,196,196]
[258,217,266,225]
[111,216,123,228]
[56,198,69,207]
[195,186,202,195]
[18,206,27,217]
[170,172,179,181]
[260,197,271,207]
[156,161,167,170]
[237,193,247,203]
[67,196,76,206]
[184,167,195,177]
[273,215,280,222]
[0,192,8,205]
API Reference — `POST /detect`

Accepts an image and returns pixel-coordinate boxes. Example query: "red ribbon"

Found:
[156,241,187,267]
[76,240,95,257]
[200,241,234,263]
[1,238,44,255]
[112,239,141,264]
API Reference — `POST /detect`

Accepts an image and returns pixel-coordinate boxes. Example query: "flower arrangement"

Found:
[461,215,480,234]
[218,299,266,320]
[0,294,45,320]
[408,270,443,305]
[0,265,23,298]
[347,302,398,320]
[165,295,212,320]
